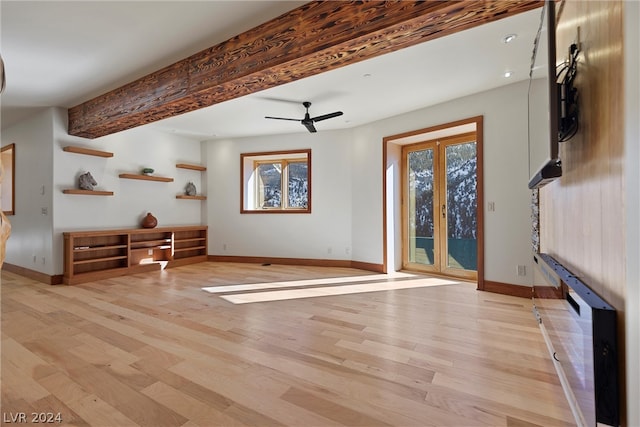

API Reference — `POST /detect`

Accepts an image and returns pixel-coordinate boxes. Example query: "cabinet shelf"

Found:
[175,237,206,243]
[176,195,206,200]
[73,255,128,265]
[63,189,114,196]
[63,146,114,158]
[174,245,206,253]
[63,226,207,284]
[130,238,171,248]
[119,173,173,182]
[176,163,206,171]
[73,244,128,252]
[131,245,172,251]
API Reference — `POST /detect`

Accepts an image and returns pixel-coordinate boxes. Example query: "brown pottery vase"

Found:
[141,212,158,229]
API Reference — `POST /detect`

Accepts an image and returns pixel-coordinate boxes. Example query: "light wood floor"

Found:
[1,263,574,426]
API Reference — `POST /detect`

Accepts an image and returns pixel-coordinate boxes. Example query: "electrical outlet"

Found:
[222,243,227,251]
[327,247,333,255]
[488,201,495,212]
[41,207,48,215]
[517,265,527,276]
[147,249,153,256]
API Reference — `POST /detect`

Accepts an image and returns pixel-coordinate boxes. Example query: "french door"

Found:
[402,133,478,280]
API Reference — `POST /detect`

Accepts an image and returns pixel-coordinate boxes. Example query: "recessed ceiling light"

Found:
[504,71,513,78]
[503,34,517,44]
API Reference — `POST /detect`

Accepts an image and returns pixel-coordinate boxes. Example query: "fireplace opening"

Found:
[533,253,619,427]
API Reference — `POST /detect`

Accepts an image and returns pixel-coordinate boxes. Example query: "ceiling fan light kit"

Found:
[265,101,343,133]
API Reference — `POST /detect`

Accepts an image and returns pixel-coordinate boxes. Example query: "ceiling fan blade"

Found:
[264,116,301,122]
[266,101,341,133]
[303,121,317,133]
[311,111,343,122]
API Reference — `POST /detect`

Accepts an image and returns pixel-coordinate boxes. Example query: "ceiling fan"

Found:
[265,101,343,133]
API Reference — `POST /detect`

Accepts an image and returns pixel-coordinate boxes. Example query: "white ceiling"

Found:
[0,1,542,140]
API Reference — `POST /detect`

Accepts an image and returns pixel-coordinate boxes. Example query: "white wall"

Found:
[206,130,353,260]
[350,125,385,265]
[356,80,533,285]
[3,107,205,275]
[385,142,403,271]
[206,80,534,285]
[1,109,55,274]
[4,80,533,286]
[52,108,203,231]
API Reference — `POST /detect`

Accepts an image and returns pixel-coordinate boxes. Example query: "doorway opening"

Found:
[403,132,477,280]
[383,116,484,285]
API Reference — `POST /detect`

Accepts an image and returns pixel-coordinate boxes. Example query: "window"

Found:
[241,149,311,213]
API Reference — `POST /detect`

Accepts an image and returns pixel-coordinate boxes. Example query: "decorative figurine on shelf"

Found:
[78,171,97,190]
[185,182,196,196]
[142,167,154,176]
[141,212,158,229]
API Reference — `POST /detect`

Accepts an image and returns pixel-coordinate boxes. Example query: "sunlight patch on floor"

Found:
[203,275,460,304]
[201,271,417,294]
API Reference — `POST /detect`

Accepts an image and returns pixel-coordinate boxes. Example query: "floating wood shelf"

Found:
[119,173,173,182]
[176,195,207,200]
[176,163,206,171]
[63,146,113,158]
[63,189,114,196]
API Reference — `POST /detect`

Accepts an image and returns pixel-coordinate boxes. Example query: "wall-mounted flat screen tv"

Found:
[528,0,562,189]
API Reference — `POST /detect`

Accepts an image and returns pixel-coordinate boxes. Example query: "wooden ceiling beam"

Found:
[68,1,541,139]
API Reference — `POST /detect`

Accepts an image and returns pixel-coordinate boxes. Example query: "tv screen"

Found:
[528,0,561,189]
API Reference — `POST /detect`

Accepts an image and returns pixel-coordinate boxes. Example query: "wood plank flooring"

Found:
[1,263,574,426]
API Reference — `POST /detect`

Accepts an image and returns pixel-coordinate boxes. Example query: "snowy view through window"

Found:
[288,162,308,208]
[258,161,308,209]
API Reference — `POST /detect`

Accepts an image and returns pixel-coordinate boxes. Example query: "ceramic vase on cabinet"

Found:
[141,212,158,229]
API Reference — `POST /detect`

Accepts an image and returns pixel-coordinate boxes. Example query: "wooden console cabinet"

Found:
[63,225,207,284]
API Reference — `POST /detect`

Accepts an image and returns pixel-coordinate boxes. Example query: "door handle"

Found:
[442,204,446,218]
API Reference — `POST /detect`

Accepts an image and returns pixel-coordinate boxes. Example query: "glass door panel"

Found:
[444,142,477,272]
[406,145,437,268]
